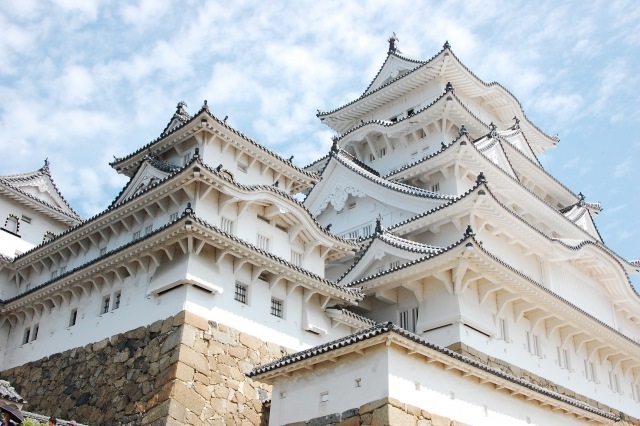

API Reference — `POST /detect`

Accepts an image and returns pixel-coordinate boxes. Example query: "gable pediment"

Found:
[365,55,422,95]
[114,160,175,205]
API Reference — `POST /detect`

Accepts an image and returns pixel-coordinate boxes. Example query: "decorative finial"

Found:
[443,40,451,50]
[441,141,446,150]
[288,155,294,162]
[578,192,585,206]
[177,101,187,112]
[331,136,339,153]
[489,122,498,138]
[43,158,50,170]
[326,223,332,231]
[445,82,454,92]
[458,125,467,136]
[184,202,194,215]
[464,225,475,237]
[512,116,520,128]
[223,115,228,123]
[202,100,209,112]
[476,172,487,184]
[375,216,384,234]
[193,148,200,158]
[387,33,399,55]
[273,180,279,187]
[215,164,223,172]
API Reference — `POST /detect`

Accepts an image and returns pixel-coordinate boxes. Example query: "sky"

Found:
[0,0,638,281]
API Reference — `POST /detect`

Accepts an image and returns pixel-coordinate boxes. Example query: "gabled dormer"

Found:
[112,152,181,206]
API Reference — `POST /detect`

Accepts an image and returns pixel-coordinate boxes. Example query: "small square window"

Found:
[257,234,270,251]
[69,309,78,327]
[271,298,283,318]
[290,251,302,267]
[221,217,234,234]
[235,283,248,304]
[21,215,32,224]
[113,291,121,310]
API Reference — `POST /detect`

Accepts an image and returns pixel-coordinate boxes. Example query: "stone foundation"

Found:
[1,311,289,425]
[284,397,470,426]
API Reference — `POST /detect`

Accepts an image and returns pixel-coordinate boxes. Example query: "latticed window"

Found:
[145,225,153,235]
[257,234,269,251]
[271,298,283,318]
[102,296,111,314]
[234,283,248,304]
[113,291,121,310]
[221,217,234,234]
[132,230,141,240]
[170,212,179,222]
[290,250,302,266]
[498,318,509,342]
[399,308,419,333]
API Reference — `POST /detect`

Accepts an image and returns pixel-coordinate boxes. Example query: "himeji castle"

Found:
[1,39,639,426]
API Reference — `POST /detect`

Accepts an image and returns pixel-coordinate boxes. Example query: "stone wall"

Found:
[0,311,289,425]
[284,397,469,426]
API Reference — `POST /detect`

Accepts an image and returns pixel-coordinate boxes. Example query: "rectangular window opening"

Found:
[132,230,141,240]
[102,296,111,315]
[271,298,283,318]
[70,309,78,327]
[234,283,248,305]
[170,212,179,222]
[31,324,39,341]
[113,291,121,310]
[23,328,30,345]
[221,217,234,234]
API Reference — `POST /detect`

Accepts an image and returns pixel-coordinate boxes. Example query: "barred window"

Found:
[102,296,111,314]
[132,230,141,240]
[170,212,179,222]
[399,308,419,333]
[290,250,302,266]
[257,234,269,251]
[221,217,234,234]
[113,291,121,310]
[145,225,153,235]
[235,283,248,304]
[271,298,283,318]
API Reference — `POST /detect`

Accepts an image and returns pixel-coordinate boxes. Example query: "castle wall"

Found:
[1,311,289,425]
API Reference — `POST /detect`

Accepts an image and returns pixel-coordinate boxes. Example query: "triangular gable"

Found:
[364,54,424,95]
[563,205,603,242]
[113,157,178,205]
[161,101,192,136]
[339,232,442,285]
[305,151,450,217]
[0,161,80,221]
[473,135,517,179]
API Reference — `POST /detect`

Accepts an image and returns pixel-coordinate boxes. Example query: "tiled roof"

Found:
[325,307,377,327]
[0,161,82,221]
[248,322,618,421]
[0,380,26,404]
[3,212,361,305]
[110,102,318,180]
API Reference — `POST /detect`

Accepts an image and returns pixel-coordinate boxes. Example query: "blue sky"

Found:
[0,1,638,281]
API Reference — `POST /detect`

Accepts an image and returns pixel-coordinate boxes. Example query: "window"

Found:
[348,202,356,210]
[431,182,440,192]
[23,328,30,345]
[389,260,400,269]
[32,324,39,341]
[69,309,78,327]
[379,147,387,157]
[145,225,153,235]
[369,153,375,162]
[51,270,58,279]
[113,291,121,310]
[182,152,192,165]
[291,251,302,267]
[4,215,19,234]
[102,296,111,314]
[257,234,269,251]
[526,332,541,357]
[21,215,32,224]
[361,224,372,237]
[170,212,179,222]
[234,283,248,304]
[400,308,419,333]
[584,360,597,382]
[237,163,248,173]
[498,318,509,342]
[271,298,283,318]
[557,346,571,370]
[100,247,107,256]
[26,283,31,291]
[221,217,234,234]
[60,266,66,274]
[132,230,141,240]
[632,383,640,402]
[407,108,414,116]
[609,372,621,394]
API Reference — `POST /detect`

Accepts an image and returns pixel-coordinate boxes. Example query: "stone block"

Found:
[161,329,183,355]
[229,345,248,359]
[308,413,341,426]
[92,338,110,351]
[387,405,417,426]
[178,345,209,375]
[337,416,360,426]
[430,413,452,426]
[360,397,390,415]
[239,332,263,351]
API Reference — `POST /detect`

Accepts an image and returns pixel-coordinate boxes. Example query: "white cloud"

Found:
[56,65,96,105]
[120,0,169,28]
[613,160,632,178]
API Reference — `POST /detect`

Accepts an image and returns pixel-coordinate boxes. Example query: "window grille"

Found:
[221,217,234,234]
[431,182,440,192]
[234,283,248,304]
[51,270,58,279]
[145,225,153,235]
[100,247,107,256]
[498,318,508,342]
[389,260,400,269]
[379,147,387,157]
[291,251,302,266]
[60,266,66,274]
[271,298,283,318]
[170,212,179,222]
[182,153,192,165]
[21,215,31,224]
[257,235,269,251]
[400,308,419,333]
[369,153,375,162]
[132,230,141,240]
[113,291,121,310]
[102,296,111,314]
